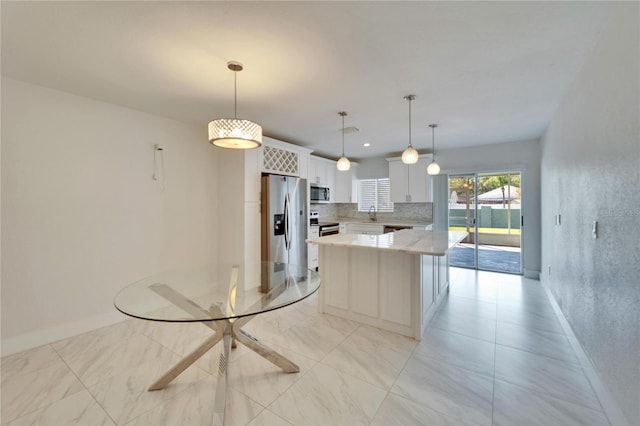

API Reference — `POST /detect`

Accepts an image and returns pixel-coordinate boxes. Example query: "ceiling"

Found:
[1,1,614,160]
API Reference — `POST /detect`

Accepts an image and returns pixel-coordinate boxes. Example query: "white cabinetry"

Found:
[421,253,449,313]
[347,223,384,235]
[309,157,319,183]
[260,137,308,177]
[437,255,448,295]
[380,252,413,326]
[309,156,335,186]
[308,226,319,270]
[387,155,433,203]
[334,163,359,203]
[220,136,312,288]
[323,247,350,310]
[317,246,450,339]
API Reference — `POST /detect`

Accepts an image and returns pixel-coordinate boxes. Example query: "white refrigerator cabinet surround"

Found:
[387,155,433,203]
[334,163,359,203]
[220,137,311,289]
[309,230,467,339]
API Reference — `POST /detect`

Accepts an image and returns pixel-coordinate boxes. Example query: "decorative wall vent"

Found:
[263,145,299,175]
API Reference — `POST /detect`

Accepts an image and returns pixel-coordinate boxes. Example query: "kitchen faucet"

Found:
[368,205,377,221]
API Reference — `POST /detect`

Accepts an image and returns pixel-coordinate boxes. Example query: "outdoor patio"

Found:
[448,179,522,275]
[449,243,521,274]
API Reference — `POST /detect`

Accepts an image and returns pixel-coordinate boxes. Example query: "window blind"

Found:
[358,178,393,212]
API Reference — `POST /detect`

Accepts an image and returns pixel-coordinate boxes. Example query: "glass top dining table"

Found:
[113,262,320,425]
[114,262,320,322]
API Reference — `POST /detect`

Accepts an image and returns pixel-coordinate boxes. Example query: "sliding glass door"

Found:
[448,175,477,269]
[448,172,522,274]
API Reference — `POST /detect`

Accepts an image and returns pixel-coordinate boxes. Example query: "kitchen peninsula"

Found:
[307,229,467,340]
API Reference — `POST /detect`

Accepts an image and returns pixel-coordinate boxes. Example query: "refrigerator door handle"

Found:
[284,194,290,250]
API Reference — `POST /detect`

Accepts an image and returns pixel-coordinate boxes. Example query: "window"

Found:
[358,178,393,212]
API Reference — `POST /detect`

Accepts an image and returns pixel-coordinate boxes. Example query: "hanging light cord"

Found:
[407,99,411,197]
[431,125,435,160]
[233,70,237,119]
[341,114,345,156]
[408,98,412,148]
[407,98,413,198]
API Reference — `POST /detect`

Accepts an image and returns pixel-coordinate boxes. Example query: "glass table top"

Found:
[114,262,320,322]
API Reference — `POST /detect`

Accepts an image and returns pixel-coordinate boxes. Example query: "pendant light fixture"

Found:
[208,61,262,149]
[401,94,419,164]
[427,124,441,175]
[336,111,351,171]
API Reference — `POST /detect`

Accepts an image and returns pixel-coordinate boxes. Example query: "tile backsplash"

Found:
[312,203,432,223]
[312,203,337,218]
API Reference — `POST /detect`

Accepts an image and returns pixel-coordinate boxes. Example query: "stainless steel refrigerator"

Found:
[261,175,307,291]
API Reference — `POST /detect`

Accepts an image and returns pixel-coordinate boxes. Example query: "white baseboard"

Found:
[539,278,631,426]
[523,268,540,279]
[1,310,127,357]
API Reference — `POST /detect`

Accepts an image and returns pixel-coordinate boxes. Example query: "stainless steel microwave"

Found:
[310,184,330,203]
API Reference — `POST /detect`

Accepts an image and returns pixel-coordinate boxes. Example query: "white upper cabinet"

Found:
[334,163,359,203]
[309,155,336,200]
[387,154,433,203]
[308,157,320,184]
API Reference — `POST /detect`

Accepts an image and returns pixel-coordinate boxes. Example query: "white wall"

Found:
[540,4,639,424]
[1,78,219,355]
[437,139,541,276]
[357,157,389,179]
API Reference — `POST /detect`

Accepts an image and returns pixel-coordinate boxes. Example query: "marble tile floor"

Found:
[1,268,612,426]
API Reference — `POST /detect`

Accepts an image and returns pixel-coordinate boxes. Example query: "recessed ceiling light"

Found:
[363,143,370,147]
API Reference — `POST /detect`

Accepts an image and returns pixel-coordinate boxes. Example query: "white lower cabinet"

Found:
[379,251,413,326]
[318,245,449,339]
[308,226,319,270]
[322,246,349,310]
[350,249,378,318]
[422,253,448,313]
[421,255,435,314]
[346,223,384,235]
[438,254,448,295]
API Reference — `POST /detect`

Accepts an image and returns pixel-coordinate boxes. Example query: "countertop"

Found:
[307,229,468,256]
[322,217,432,228]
